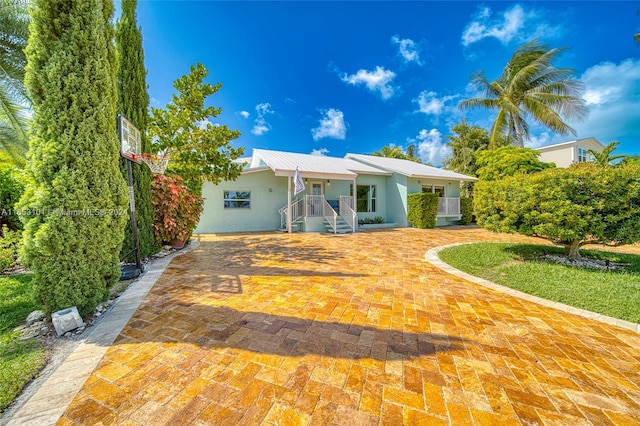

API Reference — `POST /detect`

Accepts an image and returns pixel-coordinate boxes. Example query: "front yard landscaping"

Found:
[438,242,640,324]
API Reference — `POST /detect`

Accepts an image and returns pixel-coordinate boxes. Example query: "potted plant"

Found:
[150,174,203,248]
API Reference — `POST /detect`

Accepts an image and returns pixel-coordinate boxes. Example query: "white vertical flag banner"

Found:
[294,167,305,195]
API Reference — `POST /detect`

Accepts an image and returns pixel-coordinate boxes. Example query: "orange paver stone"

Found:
[56,228,640,425]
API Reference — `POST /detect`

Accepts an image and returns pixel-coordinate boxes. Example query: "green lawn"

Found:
[0,274,46,412]
[438,243,640,324]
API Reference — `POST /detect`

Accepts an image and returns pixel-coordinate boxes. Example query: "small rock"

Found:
[40,327,49,335]
[26,310,46,325]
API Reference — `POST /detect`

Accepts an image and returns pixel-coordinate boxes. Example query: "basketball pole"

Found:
[126,158,143,273]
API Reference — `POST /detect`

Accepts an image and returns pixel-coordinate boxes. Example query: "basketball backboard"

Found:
[118,114,142,163]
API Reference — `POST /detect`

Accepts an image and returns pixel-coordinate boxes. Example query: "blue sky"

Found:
[131,1,640,166]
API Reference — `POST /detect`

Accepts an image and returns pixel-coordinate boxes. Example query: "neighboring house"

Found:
[535,137,604,168]
[195,149,477,234]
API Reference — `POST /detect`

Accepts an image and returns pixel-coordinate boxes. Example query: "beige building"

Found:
[535,137,604,168]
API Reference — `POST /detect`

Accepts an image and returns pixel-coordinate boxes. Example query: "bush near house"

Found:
[407,192,439,229]
[474,163,640,259]
[150,174,203,244]
[459,197,473,225]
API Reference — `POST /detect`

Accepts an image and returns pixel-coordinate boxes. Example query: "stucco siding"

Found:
[196,170,287,233]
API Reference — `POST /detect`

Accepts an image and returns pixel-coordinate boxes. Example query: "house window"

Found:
[422,185,445,197]
[223,191,251,208]
[356,185,376,213]
[577,147,588,162]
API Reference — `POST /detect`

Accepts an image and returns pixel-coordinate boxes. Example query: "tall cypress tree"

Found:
[19,0,128,315]
[115,0,158,260]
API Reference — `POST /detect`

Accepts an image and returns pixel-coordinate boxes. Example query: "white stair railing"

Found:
[278,197,304,229]
[339,195,357,233]
[305,195,324,217]
[322,199,338,234]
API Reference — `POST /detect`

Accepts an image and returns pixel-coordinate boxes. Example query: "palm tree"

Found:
[459,40,588,149]
[589,142,626,167]
[0,0,30,164]
[373,144,421,163]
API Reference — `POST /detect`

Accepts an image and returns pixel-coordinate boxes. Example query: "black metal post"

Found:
[126,158,142,272]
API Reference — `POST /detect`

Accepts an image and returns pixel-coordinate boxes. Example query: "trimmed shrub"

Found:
[459,197,473,225]
[19,0,128,315]
[474,163,640,259]
[407,192,439,229]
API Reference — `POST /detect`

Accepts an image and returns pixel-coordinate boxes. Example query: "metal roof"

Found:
[345,153,478,181]
[250,149,390,180]
[534,137,603,152]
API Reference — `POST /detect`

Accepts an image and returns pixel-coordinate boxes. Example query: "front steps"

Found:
[324,216,354,234]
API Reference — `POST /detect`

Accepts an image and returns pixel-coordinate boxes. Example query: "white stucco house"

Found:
[195,149,477,234]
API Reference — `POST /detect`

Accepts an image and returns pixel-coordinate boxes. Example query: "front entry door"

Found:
[311,182,324,196]
[308,182,324,216]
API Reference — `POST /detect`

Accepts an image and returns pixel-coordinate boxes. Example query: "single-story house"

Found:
[195,149,477,234]
[535,137,604,168]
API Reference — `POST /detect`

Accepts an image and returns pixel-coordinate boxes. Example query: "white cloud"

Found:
[310,148,329,156]
[568,58,640,143]
[462,4,561,46]
[251,102,274,136]
[408,128,451,167]
[526,132,553,148]
[311,109,347,141]
[251,118,270,136]
[414,90,458,116]
[340,66,397,100]
[391,35,422,65]
[238,110,250,119]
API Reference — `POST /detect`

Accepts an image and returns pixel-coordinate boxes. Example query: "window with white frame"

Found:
[223,191,251,208]
[355,185,376,213]
[422,184,445,197]
[577,147,588,162]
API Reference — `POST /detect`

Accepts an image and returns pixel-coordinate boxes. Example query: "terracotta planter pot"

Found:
[169,238,186,249]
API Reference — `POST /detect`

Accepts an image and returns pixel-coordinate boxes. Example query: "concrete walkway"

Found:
[11,228,640,424]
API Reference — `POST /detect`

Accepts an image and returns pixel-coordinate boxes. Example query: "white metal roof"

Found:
[534,137,603,152]
[345,153,478,181]
[250,149,390,180]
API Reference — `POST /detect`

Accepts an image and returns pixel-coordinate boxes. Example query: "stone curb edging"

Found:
[4,241,200,426]
[425,243,640,335]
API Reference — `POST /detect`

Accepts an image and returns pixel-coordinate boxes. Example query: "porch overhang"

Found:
[273,169,357,181]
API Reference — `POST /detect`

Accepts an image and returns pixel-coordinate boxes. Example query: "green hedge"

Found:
[407,192,439,229]
[459,197,473,225]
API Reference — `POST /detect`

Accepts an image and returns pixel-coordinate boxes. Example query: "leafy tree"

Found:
[444,120,496,176]
[149,63,244,196]
[0,0,30,164]
[588,141,626,167]
[475,146,554,181]
[19,0,128,315]
[474,163,640,259]
[373,144,421,163]
[116,0,158,260]
[459,40,588,148]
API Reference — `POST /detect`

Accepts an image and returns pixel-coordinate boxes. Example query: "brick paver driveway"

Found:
[59,228,640,425]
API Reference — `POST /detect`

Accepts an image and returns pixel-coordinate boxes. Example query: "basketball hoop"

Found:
[140,153,169,175]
